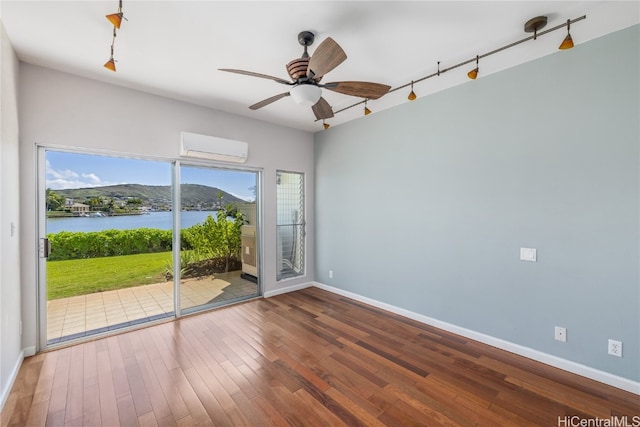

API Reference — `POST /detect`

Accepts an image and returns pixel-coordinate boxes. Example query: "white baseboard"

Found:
[264,281,312,298]
[0,349,25,412]
[313,281,640,395]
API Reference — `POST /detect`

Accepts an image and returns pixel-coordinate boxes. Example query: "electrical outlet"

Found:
[19,321,22,337]
[608,339,622,357]
[329,270,334,279]
[555,326,567,342]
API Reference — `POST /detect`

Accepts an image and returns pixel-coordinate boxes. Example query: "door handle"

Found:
[39,238,50,258]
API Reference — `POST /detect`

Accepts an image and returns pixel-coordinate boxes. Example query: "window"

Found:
[276,171,305,280]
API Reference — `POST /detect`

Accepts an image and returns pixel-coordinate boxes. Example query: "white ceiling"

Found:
[1,1,638,133]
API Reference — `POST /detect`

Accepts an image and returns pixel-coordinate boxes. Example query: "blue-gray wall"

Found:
[314,25,639,382]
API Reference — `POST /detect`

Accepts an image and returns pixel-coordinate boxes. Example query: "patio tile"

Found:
[46,270,254,342]
[105,311,126,319]
[63,317,86,326]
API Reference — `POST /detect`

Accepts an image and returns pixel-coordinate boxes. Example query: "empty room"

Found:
[1,1,638,426]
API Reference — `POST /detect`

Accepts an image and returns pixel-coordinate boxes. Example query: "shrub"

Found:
[47,228,173,260]
[182,211,245,272]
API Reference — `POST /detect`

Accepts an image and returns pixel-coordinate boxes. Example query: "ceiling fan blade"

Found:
[219,69,292,85]
[307,37,347,79]
[324,81,391,100]
[312,97,334,120]
[249,92,290,110]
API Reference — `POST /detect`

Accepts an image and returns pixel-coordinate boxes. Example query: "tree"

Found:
[46,188,65,211]
[106,198,115,214]
[126,198,142,212]
[88,197,103,211]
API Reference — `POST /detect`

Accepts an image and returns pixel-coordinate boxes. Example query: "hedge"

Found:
[47,228,174,260]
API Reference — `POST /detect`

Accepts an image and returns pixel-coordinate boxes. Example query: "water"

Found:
[46,211,218,234]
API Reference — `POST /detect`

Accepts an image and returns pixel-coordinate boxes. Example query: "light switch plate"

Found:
[520,247,537,262]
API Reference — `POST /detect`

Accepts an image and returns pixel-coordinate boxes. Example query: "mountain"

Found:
[53,184,246,209]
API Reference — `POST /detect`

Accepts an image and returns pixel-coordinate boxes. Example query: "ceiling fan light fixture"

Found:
[289,84,322,106]
[323,120,330,130]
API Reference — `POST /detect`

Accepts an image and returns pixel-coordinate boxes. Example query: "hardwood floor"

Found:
[2,287,638,426]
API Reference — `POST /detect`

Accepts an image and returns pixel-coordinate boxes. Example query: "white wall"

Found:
[0,22,23,410]
[18,64,315,352]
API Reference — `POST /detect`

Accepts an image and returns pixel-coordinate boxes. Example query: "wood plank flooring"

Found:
[2,287,638,426]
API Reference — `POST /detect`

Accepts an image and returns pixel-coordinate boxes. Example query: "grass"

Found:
[47,251,171,300]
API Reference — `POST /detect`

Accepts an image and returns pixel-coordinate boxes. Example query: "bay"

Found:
[46,211,218,234]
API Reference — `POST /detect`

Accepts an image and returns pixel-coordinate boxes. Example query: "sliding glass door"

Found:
[40,150,174,345]
[39,148,261,348]
[178,165,260,314]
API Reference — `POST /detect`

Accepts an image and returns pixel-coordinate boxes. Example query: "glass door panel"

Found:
[42,150,173,345]
[179,165,259,314]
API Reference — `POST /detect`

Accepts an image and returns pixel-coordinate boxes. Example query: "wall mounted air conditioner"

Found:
[180,132,248,163]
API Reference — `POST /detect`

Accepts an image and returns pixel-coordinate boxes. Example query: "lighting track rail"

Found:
[321,15,586,124]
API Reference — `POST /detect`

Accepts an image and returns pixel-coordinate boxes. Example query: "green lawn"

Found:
[47,251,171,300]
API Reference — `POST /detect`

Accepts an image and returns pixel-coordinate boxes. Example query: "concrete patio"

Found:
[46,271,258,344]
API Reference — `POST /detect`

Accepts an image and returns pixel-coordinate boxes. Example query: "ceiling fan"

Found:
[220,31,391,120]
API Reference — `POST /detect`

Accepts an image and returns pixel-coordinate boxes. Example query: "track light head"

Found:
[467,55,479,80]
[559,34,574,50]
[559,20,574,50]
[408,81,417,101]
[106,12,123,29]
[106,0,126,28]
[104,58,116,72]
[364,100,371,116]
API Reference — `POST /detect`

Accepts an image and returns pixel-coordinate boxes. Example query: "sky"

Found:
[46,150,257,201]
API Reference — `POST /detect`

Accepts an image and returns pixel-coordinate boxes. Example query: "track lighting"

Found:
[104,58,116,72]
[524,16,548,40]
[322,15,585,123]
[559,19,574,50]
[105,0,126,29]
[323,120,330,130]
[103,1,127,72]
[467,56,479,80]
[104,28,117,72]
[408,81,417,101]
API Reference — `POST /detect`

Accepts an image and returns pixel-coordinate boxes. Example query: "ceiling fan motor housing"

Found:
[286,58,309,80]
